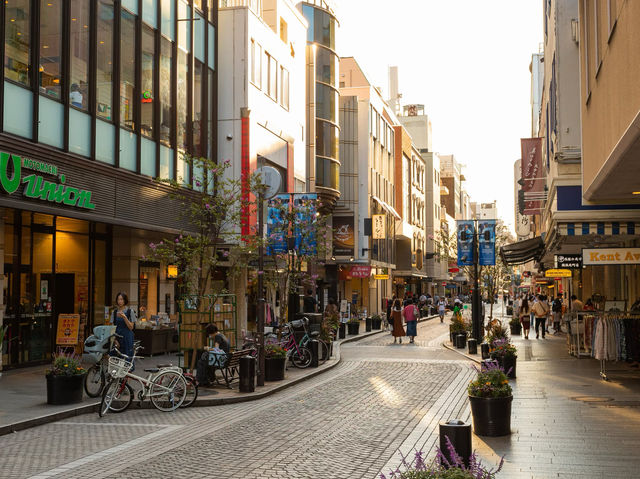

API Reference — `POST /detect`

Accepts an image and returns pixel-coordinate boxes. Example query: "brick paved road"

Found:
[0,318,476,479]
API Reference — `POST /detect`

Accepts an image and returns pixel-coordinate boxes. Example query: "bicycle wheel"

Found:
[84,363,105,398]
[318,340,330,365]
[100,378,133,417]
[291,346,312,368]
[180,376,198,408]
[150,371,187,412]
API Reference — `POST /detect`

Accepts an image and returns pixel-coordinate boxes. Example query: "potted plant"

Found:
[379,437,504,478]
[467,362,513,437]
[449,311,469,343]
[509,316,521,336]
[371,314,383,330]
[347,316,360,335]
[46,350,86,405]
[485,321,508,346]
[264,344,287,381]
[489,338,518,379]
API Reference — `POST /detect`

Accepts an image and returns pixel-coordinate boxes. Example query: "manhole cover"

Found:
[572,396,614,403]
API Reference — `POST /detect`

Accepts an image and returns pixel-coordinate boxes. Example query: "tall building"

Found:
[298,0,340,211]
[439,154,464,219]
[530,51,544,137]
[1,0,218,368]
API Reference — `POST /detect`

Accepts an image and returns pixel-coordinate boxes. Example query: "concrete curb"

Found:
[442,341,482,364]
[0,328,385,436]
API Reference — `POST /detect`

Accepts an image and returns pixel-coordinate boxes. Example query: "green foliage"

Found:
[449,311,470,333]
[485,321,509,345]
[265,344,287,359]
[468,365,512,398]
[48,350,85,376]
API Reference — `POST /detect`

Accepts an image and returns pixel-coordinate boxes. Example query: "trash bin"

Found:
[439,420,472,468]
[309,339,319,368]
[455,333,467,349]
[481,342,490,359]
[467,338,477,355]
[239,355,255,393]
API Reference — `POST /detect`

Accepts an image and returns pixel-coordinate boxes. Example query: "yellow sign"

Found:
[373,274,389,280]
[583,248,640,265]
[56,314,81,345]
[544,269,572,278]
[372,214,386,239]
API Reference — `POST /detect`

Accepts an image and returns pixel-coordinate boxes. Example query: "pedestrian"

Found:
[513,294,521,319]
[437,297,447,323]
[403,298,419,343]
[551,295,563,334]
[303,289,317,313]
[571,294,584,312]
[520,296,531,339]
[532,294,549,339]
[323,298,339,337]
[111,292,137,363]
[391,299,405,344]
[386,296,396,332]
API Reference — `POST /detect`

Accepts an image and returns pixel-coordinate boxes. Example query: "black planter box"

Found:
[509,324,522,336]
[347,322,360,335]
[264,357,286,381]
[365,317,372,332]
[339,323,346,339]
[469,395,513,436]
[372,318,382,330]
[46,373,85,405]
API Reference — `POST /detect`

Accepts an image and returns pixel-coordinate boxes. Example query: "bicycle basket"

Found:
[290,318,308,329]
[108,356,133,378]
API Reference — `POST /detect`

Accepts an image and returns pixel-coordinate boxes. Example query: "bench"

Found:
[209,349,255,389]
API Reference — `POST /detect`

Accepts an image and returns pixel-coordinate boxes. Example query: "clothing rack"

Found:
[589,312,640,381]
[566,312,592,358]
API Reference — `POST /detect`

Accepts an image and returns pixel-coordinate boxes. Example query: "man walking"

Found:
[532,294,549,339]
[552,295,563,334]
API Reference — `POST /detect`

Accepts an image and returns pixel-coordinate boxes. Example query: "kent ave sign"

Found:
[583,248,640,265]
[0,152,95,210]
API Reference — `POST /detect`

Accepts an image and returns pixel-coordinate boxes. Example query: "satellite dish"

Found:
[255,166,282,200]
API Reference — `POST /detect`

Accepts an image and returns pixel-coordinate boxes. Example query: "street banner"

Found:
[515,159,531,238]
[293,193,317,255]
[520,138,543,215]
[56,314,80,345]
[478,220,496,266]
[267,194,289,255]
[457,220,475,266]
[333,216,355,256]
[372,214,386,239]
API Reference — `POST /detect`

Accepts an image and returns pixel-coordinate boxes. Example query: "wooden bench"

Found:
[210,349,255,389]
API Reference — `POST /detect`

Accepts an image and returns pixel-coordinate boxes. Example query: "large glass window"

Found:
[251,40,262,88]
[120,9,136,129]
[316,83,337,121]
[161,0,176,41]
[4,0,31,86]
[39,0,63,99]
[141,26,155,138]
[97,0,114,121]
[316,120,339,159]
[177,0,191,53]
[304,6,336,50]
[177,50,188,150]
[159,37,173,146]
[267,53,277,100]
[315,158,339,191]
[280,66,289,110]
[193,61,204,156]
[70,0,90,110]
[194,13,205,62]
[316,47,338,85]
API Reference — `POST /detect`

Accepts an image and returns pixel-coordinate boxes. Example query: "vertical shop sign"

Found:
[457,220,475,266]
[372,214,386,239]
[293,193,317,255]
[333,216,355,256]
[478,220,496,266]
[267,194,289,255]
[55,314,81,345]
[520,138,544,215]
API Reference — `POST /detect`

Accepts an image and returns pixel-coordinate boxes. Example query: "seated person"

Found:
[206,323,230,354]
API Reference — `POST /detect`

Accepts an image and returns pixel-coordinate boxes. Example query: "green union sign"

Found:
[0,152,95,210]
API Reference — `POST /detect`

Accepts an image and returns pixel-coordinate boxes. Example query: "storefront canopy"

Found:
[371,195,401,220]
[500,236,545,265]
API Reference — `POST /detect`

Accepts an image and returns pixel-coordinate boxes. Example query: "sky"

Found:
[335,0,543,232]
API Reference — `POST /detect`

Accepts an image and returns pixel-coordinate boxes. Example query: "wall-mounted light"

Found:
[167,265,178,279]
[349,257,354,262]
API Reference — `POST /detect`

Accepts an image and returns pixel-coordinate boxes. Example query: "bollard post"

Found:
[439,420,472,468]
[467,338,477,354]
[481,342,490,359]
[239,355,255,392]
[309,339,319,368]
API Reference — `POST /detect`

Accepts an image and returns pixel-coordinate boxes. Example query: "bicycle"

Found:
[297,320,330,365]
[84,334,142,398]
[155,356,199,408]
[99,349,187,417]
[243,321,312,368]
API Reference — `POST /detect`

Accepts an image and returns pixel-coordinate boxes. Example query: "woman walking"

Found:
[520,296,531,339]
[403,298,419,343]
[391,299,406,344]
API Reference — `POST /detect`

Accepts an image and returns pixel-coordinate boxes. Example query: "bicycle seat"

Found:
[310,331,320,338]
[144,368,160,373]
[156,363,173,368]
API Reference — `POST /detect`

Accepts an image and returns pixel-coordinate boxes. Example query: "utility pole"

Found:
[472,224,483,342]
[257,189,265,386]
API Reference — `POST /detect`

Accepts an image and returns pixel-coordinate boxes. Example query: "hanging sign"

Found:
[583,248,640,265]
[555,254,582,269]
[544,269,572,278]
[350,266,372,278]
[266,194,289,255]
[333,216,355,256]
[372,214,386,239]
[478,220,496,266]
[456,220,475,266]
[55,314,81,345]
[374,274,389,280]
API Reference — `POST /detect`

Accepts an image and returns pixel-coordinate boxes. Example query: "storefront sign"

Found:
[478,220,496,266]
[457,220,475,266]
[373,274,389,280]
[555,254,582,269]
[372,214,386,239]
[0,152,96,210]
[544,269,572,278]
[333,216,355,256]
[583,248,640,265]
[55,314,81,345]
[350,266,371,278]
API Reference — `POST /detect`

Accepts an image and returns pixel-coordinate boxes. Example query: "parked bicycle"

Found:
[99,348,187,417]
[241,320,313,368]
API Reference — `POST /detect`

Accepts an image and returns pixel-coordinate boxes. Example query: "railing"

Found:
[219,0,262,16]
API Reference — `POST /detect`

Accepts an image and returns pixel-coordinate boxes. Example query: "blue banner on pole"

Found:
[267,194,290,256]
[478,220,496,266]
[293,193,317,256]
[457,220,475,266]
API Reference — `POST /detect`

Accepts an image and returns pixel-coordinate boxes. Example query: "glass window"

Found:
[280,66,289,110]
[305,7,335,50]
[207,0,215,22]
[142,0,158,28]
[4,0,31,86]
[160,144,174,179]
[38,96,64,147]
[251,40,262,88]
[193,61,204,156]
[315,158,339,190]
[141,26,155,138]
[316,47,338,85]
[141,136,156,177]
[3,81,33,138]
[39,0,63,99]
[70,0,90,110]
[161,0,176,41]
[120,9,136,130]
[194,13,205,62]
[208,24,215,68]
[177,49,188,150]
[267,53,277,100]
[316,120,338,160]
[178,0,191,53]
[97,0,114,121]
[122,0,138,14]
[316,83,337,121]
[194,0,203,11]
[159,37,173,146]
[96,119,115,164]
[69,108,91,156]
[119,128,137,171]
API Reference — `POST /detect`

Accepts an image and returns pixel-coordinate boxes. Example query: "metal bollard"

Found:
[239,355,255,393]
[439,420,472,468]
[481,342,490,359]
[309,339,319,368]
[467,338,477,355]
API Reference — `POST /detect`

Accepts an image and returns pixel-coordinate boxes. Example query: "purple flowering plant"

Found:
[489,338,517,359]
[467,362,512,398]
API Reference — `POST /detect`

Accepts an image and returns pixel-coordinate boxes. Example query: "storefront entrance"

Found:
[2,210,111,368]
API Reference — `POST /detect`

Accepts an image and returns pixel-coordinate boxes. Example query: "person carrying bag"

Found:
[532,294,549,339]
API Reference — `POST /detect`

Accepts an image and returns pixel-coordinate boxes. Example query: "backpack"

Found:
[552,299,562,312]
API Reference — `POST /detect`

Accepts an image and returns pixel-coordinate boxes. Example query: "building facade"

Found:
[1,0,218,369]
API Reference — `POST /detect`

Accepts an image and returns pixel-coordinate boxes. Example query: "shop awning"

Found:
[372,195,401,220]
[500,236,545,265]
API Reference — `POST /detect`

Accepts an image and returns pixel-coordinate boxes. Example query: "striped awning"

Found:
[558,221,639,236]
